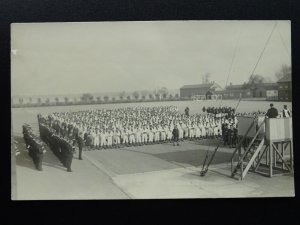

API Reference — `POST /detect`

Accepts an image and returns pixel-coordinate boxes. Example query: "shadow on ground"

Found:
[154,149,232,167]
[14,136,36,171]
[13,135,66,171]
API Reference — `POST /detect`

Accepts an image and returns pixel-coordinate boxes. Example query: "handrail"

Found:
[238,118,266,163]
[242,138,265,179]
[231,118,266,177]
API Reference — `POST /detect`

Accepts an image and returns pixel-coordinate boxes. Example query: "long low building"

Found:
[180,82,280,100]
[180,82,223,99]
[216,84,252,99]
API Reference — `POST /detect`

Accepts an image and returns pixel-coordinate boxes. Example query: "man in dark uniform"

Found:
[63,138,74,172]
[23,124,30,147]
[223,123,229,146]
[232,125,238,147]
[172,125,179,146]
[185,107,190,116]
[76,130,84,160]
[33,140,46,171]
[51,133,60,160]
[266,103,278,118]
[227,124,234,148]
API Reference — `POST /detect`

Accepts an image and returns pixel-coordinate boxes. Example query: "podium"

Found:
[231,116,293,179]
[263,118,293,177]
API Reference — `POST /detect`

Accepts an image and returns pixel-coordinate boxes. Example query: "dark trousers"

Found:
[173,136,179,144]
[35,153,43,170]
[78,143,83,159]
[65,153,73,171]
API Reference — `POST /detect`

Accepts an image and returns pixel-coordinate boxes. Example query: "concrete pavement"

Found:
[13,136,129,200]
[12,137,295,200]
[83,141,294,199]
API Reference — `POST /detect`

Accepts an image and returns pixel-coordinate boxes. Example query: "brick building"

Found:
[216,84,252,99]
[180,82,223,99]
[277,74,292,101]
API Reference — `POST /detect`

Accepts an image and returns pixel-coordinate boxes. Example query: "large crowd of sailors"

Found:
[37,103,292,152]
[37,106,243,151]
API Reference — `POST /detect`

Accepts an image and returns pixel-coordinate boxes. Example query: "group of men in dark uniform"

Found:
[22,124,46,171]
[203,106,235,118]
[221,122,238,148]
[37,114,75,172]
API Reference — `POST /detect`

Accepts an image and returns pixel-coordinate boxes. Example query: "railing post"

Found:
[269,142,273,177]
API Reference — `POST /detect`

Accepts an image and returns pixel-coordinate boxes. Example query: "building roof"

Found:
[180,82,224,91]
[256,83,278,87]
[255,82,278,87]
[180,83,214,89]
[225,84,244,90]
[277,74,291,83]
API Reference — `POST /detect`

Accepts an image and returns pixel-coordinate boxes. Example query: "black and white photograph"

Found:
[11,20,294,200]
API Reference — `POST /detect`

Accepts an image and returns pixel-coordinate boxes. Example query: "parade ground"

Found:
[11,100,294,200]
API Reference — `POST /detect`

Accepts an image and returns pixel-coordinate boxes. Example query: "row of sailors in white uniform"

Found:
[78,123,224,147]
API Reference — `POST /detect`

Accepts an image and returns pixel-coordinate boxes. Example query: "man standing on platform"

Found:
[282,105,292,118]
[265,103,278,118]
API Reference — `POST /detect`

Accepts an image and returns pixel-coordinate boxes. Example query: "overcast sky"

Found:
[11,20,291,96]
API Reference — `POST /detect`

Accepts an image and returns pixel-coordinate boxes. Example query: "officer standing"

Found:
[64,139,74,172]
[172,125,179,146]
[185,107,190,116]
[77,130,84,160]
[33,140,46,171]
[223,123,229,146]
[265,103,279,118]
[23,124,46,171]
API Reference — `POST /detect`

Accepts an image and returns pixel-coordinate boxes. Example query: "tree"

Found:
[275,64,291,81]
[133,91,139,101]
[141,90,148,100]
[96,96,101,102]
[149,94,153,99]
[175,93,179,99]
[46,98,50,105]
[64,97,69,104]
[55,97,59,105]
[119,91,126,101]
[19,98,23,105]
[169,94,173,99]
[127,96,131,100]
[112,97,116,102]
[104,96,109,102]
[155,93,160,100]
[159,87,168,99]
[89,95,94,103]
[81,93,93,103]
[242,74,265,89]
[73,97,77,103]
[38,98,42,105]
